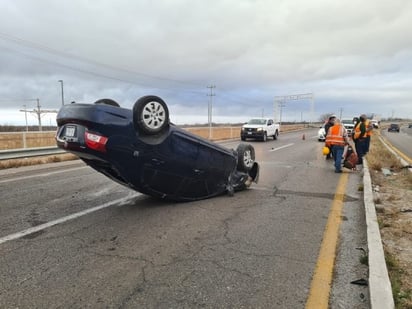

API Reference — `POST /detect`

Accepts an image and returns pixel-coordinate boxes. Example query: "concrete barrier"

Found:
[363,160,395,309]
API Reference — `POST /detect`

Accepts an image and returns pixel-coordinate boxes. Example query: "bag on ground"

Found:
[343,146,358,169]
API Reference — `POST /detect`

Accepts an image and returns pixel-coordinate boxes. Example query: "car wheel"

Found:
[236,143,255,172]
[94,98,120,107]
[241,136,246,141]
[133,95,169,135]
[262,132,267,142]
[273,130,278,140]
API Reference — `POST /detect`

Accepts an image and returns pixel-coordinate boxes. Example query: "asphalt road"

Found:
[381,124,412,160]
[0,129,369,308]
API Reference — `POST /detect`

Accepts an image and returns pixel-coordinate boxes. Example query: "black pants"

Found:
[354,138,367,164]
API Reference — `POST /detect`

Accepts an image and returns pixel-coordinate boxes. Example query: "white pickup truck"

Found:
[241,118,280,142]
[341,118,355,136]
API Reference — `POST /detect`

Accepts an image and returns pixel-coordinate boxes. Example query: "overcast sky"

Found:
[0,0,411,126]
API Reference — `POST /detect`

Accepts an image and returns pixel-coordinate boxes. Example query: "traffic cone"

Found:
[302,133,305,140]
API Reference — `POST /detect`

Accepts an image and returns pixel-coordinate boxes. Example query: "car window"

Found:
[248,119,266,125]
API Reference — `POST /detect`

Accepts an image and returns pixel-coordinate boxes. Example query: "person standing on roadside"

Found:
[363,114,374,153]
[353,114,370,164]
[324,115,336,160]
[325,118,350,173]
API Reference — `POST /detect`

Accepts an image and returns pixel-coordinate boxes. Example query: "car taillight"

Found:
[84,131,108,153]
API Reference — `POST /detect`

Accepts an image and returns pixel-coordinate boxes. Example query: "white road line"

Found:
[0,166,88,184]
[0,193,141,245]
[269,143,294,152]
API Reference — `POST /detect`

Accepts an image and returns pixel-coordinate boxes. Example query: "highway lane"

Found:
[381,124,412,161]
[0,161,134,238]
[0,129,368,308]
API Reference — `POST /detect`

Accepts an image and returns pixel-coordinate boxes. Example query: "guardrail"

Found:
[0,146,65,160]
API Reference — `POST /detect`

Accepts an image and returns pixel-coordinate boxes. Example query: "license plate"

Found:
[65,126,76,137]
[248,132,252,135]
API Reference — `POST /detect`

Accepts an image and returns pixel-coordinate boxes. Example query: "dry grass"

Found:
[186,124,305,140]
[366,137,403,172]
[0,131,56,150]
[0,153,78,170]
[367,135,412,308]
[407,172,412,186]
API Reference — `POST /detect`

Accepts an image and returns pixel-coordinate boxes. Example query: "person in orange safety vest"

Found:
[353,114,372,164]
[364,115,373,153]
[324,115,336,160]
[325,118,350,173]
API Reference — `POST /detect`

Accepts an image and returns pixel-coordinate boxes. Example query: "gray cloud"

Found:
[0,0,411,125]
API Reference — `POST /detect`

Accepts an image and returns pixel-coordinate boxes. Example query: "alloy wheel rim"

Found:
[243,150,254,167]
[142,101,166,130]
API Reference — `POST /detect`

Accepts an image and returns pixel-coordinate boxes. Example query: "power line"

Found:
[0,32,273,109]
[0,32,204,88]
[0,43,205,96]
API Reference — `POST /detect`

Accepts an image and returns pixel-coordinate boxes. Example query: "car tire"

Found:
[133,95,169,135]
[241,136,246,141]
[94,98,120,107]
[273,130,278,140]
[262,132,267,142]
[236,143,255,172]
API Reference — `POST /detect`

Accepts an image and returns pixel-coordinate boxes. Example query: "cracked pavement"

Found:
[0,129,369,308]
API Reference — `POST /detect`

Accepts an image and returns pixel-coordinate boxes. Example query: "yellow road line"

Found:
[380,135,412,164]
[306,173,349,309]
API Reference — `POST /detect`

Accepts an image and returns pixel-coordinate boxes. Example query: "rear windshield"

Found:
[342,120,354,125]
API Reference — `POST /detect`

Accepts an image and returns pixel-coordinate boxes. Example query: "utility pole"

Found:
[58,80,65,106]
[21,104,28,132]
[207,85,216,139]
[339,108,343,119]
[36,99,42,131]
[19,99,58,131]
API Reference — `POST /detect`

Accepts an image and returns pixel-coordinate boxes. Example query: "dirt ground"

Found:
[367,137,412,308]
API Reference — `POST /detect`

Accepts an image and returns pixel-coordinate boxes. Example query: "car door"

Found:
[267,119,275,136]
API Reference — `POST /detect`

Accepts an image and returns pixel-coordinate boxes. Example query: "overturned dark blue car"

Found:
[56,96,259,202]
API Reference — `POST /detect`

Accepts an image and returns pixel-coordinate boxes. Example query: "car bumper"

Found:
[241,131,265,138]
